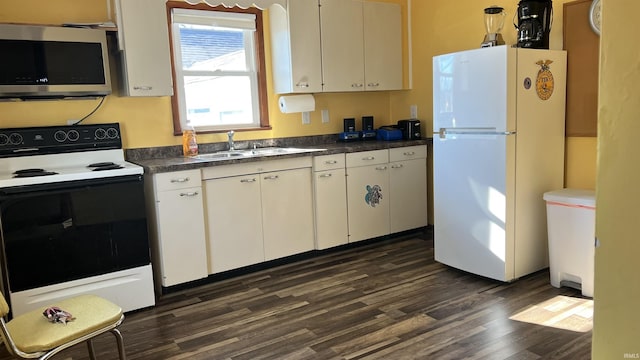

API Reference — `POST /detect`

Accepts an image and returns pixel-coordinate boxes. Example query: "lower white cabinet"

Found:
[313,154,349,250]
[203,157,314,273]
[146,169,208,288]
[346,149,390,242]
[345,146,428,243]
[204,174,264,274]
[262,167,315,260]
[389,146,429,233]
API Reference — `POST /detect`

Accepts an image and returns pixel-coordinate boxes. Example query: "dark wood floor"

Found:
[0,231,593,359]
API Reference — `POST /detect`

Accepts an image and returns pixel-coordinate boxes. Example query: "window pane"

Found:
[178,25,248,72]
[184,75,254,127]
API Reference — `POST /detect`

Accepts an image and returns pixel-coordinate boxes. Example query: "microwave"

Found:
[0,24,112,100]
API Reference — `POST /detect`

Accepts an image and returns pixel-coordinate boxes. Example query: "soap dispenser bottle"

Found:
[182,123,198,156]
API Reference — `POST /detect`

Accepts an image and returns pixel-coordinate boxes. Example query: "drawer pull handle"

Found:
[171,177,190,183]
[240,178,257,183]
[392,164,404,169]
[375,166,388,171]
[325,160,338,164]
[179,191,199,197]
[362,156,375,161]
[403,151,415,156]
[264,175,279,180]
[319,173,333,178]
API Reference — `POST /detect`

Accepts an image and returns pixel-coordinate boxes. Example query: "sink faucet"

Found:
[227,130,235,151]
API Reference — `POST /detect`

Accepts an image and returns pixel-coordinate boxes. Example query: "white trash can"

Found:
[543,189,596,297]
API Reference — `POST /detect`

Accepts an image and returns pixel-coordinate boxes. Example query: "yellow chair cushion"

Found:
[6,295,123,354]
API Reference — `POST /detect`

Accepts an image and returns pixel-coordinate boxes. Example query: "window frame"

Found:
[166,1,270,135]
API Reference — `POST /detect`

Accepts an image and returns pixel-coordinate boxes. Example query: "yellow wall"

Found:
[592,0,640,357]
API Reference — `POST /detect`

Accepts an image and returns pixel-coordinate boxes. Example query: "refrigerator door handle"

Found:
[437,127,515,138]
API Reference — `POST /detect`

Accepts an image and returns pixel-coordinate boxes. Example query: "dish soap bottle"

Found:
[182,124,198,156]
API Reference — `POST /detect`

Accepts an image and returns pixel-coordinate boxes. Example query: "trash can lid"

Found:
[543,189,596,207]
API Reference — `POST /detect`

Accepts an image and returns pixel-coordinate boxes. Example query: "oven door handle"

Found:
[0,174,143,197]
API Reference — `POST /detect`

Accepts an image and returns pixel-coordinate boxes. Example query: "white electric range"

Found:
[0,123,155,317]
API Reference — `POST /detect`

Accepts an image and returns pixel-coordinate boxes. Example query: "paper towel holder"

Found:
[278,94,315,113]
[278,94,315,124]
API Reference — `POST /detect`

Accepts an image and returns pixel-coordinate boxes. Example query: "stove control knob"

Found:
[54,130,67,142]
[9,133,23,145]
[106,127,119,139]
[95,128,106,140]
[0,134,8,146]
[67,130,80,142]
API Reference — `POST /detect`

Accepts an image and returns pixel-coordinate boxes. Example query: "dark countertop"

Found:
[128,136,432,174]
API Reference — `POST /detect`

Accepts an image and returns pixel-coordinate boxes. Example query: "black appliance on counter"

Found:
[515,0,553,49]
[339,118,359,141]
[360,116,377,140]
[397,119,422,140]
[0,123,155,317]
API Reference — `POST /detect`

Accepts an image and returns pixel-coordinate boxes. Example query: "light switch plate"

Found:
[321,109,329,123]
[410,105,418,119]
[302,112,311,124]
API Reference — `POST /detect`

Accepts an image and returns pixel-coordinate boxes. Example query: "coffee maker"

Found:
[481,6,506,47]
[515,0,553,49]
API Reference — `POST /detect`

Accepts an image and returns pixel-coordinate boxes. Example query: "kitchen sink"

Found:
[192,147,326,161]
[192,151,247,160]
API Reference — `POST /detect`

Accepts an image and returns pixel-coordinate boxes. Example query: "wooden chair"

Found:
[0,293,126,360]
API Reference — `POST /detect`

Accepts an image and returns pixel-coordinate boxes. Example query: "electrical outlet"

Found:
[410,105,418,119]
[321,109,330,123]
[302,112,311,124]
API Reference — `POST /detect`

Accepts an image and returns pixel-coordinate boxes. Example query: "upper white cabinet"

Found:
[319,0,364,92]
[363,1,403,91]
[320,0,403,92]
[113,0,174,96]
[269,1,323,94]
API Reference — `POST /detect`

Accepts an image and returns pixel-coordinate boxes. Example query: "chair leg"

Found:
[110,327,127,360]
[87,338,97,360]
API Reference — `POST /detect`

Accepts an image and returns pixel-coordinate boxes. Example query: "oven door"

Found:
[0,175,150,293]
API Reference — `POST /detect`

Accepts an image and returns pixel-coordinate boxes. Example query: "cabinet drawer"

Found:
[154,169,202,191]
[202,156,312,180]
[313,153,345,171]
[389,145,427,162]
[346,149,388,168]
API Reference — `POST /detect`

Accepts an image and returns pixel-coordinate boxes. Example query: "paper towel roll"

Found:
[278,94,315,113]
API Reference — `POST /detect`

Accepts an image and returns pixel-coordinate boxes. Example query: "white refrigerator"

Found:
[432,45,567,282]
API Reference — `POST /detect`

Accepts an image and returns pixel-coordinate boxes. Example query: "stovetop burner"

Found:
[12,169,59,178]
[89,162,122,171]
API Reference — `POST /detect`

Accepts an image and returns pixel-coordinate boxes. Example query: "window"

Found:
[168,2,269,134]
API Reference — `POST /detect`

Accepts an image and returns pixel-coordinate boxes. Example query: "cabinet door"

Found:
[346,164,390,242]
[363,1,403,91]
[269,1,322,93]
[314,168,349,249]
[390,158,428,233]
[155,187,208,286]
[115,0,173,96]
[205,175,264,274]
[320,0,364,92]
[261,168,315,260]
